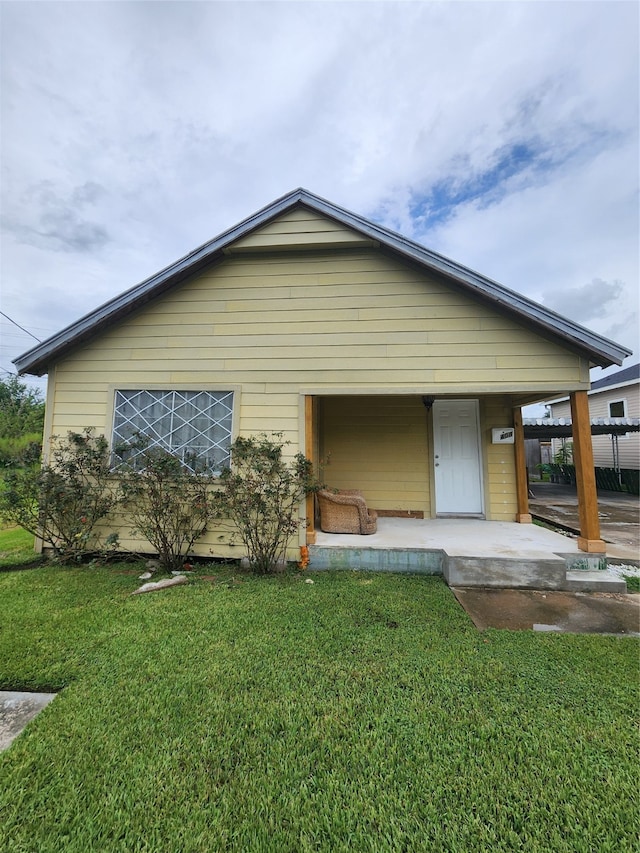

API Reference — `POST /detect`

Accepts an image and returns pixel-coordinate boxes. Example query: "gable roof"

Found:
[590,362,639,391]
[14,188,632,376]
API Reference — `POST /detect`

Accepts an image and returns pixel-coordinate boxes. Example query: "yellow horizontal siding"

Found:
[47,419,105,437]
[495,355,578,369]
[64,356,580,379]
[239,404,298,419]
[51,402,107,418]
[46,214,588,551]
[222,293,458,312]
[228,231,371,250]
[126,345,389,361]
[175,330,538,347]
[209,319,487,336]
[230,210,372,250]
[481,397,518,521]
[98,524,262,563]
[320,396,430,515]
[75,327,569,354]
[433,367,582,383]
[239,418,297,433]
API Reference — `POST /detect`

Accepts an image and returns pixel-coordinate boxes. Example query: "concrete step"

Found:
[445,556,568,589]
[564,571,627,593]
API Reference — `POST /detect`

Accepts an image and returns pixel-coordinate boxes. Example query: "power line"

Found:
[0,312,41,343]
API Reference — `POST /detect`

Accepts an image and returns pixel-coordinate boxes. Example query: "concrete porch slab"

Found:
[310,518,626,590]
[314,517,584,558]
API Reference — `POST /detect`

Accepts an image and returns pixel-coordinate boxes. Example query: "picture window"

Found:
[112,389,233,473]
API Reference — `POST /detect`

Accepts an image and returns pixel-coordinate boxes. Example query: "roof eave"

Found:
[14,190,311,376]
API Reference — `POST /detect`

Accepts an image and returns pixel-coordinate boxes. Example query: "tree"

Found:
[0,376,45,467]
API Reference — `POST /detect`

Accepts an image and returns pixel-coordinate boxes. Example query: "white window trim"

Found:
[608,398,627,419]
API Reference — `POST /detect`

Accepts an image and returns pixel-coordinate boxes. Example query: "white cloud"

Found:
[1,0,638,388]
[421,135,639,353]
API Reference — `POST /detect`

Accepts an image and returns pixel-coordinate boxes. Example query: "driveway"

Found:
[528,482,639,563]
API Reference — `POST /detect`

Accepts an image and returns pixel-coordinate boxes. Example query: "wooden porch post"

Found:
[513,407,531,523]
[570,390,605,552]
[304,395,316,545]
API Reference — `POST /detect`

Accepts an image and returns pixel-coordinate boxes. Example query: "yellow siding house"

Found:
[15,189,632,557]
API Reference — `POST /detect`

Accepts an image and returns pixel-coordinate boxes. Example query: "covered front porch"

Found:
[308,516,626,592]
[303,388,608,558]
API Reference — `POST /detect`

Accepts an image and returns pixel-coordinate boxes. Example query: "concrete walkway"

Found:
[453,588,640,635]
[0,691,56,752]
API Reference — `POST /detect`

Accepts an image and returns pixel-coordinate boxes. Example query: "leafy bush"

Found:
[117,438,213,573]
[212,433,317,573]
[0,429,117,561]
[553,441,573,465]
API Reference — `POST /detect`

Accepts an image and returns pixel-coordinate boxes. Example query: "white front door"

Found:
[432,399,483,515]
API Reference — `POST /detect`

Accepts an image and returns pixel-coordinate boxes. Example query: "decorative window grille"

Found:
[112,390,233,473]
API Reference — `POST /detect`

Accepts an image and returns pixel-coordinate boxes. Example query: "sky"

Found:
[1,0,638,405]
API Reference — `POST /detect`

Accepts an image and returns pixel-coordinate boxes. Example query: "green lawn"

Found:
[0,558,638,852]
[0,525,40,568]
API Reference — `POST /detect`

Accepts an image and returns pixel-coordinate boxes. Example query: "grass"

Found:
[623,574,640,592]
[0,525,42,569]
[0,546,638,851]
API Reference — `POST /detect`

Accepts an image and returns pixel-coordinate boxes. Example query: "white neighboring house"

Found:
[547,363,640,471]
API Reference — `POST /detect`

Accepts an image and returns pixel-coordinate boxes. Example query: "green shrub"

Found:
[0,428,117,561]
[117,438,213,573]
[212,433,317,573]
[553,441,573,465]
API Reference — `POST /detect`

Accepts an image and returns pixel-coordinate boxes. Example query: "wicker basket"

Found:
[317,489,377,535]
